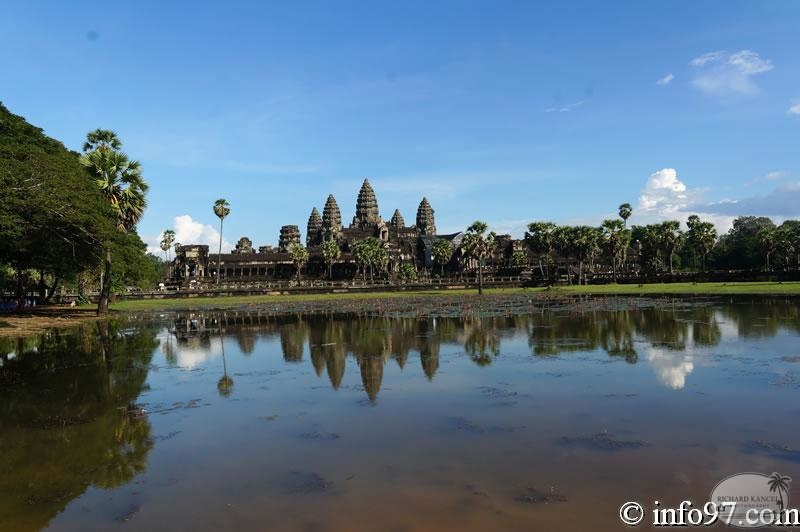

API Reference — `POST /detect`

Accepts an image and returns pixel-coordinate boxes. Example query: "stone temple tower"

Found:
[306,207,322,247]
[352,178,381,228]
[416,197,436,236]
[322,194,342,241]
[390,209,405,230]
[278,225,301,252]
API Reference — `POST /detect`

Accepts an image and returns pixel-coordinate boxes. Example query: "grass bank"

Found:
[105,281,800,312]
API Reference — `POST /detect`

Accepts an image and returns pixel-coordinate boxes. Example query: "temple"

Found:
[172,179,521,284]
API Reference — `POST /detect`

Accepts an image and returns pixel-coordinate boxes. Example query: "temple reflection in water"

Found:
[165,297,800,398]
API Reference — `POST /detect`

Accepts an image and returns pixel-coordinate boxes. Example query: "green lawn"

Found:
[105,282,800,312]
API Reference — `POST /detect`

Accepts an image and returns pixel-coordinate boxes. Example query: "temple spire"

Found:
[322,194,342,240]
[390,209,405,229]
[353,178,380,227]
[416,197,436,235]
[307,207,322,246]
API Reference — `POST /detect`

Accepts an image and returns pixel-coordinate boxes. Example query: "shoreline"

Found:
[2,282,800,338]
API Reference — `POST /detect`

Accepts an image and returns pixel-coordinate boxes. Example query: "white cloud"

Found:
[544,100,584,113]
[788,103,800,115]
[689,49,773,96]
[646,346,694,390]
[146,214,232,255]
[763,170,789,181]
[633,168,735,231]
[638,168,689,212]
[656,73,675,86]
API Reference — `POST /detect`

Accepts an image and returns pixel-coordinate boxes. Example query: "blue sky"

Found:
[2,1,799,252]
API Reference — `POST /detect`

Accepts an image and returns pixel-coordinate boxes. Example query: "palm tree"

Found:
[83,128,122,152]
[213,199,230,284]
[659,220,682,274]
[288,243,309,281]
[431,238,454,277]
[572,226,601,285]
[758,226,777,271]
[217,336,234,397]
[525,222,556,281]
[768,472,791,511]
[601,219,629,282]
[686,216,717,272]
[160,229,176,261]
[618,203,632,227]
[321,239,340,280]
[462,221,496,295]
[80,131,148,314]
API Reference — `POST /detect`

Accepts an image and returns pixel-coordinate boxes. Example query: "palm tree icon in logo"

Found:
[768,472,792,511]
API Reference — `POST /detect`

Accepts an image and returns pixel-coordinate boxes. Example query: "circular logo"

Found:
[710,472,792,528]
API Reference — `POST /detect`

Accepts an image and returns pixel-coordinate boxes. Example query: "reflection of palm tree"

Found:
[768,472,791,511]
[464,319,500,366]
[217,337,233,397]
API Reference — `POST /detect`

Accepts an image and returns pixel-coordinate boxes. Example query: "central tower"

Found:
[352,178,381,228]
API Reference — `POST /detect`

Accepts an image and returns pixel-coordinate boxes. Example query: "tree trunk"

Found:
[477,260,484,295]
[38,270,47,304]
[669,251,674,274]
[612,256,617,283]
[15,269,25,309]
[45,276,60,303]
[97,248,112,315]
[578,260,584,285]
[216,218,224,284]
[538,257,545,279]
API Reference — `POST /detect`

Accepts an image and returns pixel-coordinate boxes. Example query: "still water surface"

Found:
[1,296,799,531]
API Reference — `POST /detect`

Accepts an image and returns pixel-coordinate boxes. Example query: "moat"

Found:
[1,296,799,531]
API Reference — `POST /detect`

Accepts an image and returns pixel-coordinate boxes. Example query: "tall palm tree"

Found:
[462,221,496,295]
[601,219,628,282]
[618,203,633,227]
[80,132,148,314]
[217,336,234,397]
[659,221,682,274]
[686,217,717,272]
[525,222,556,281]
[213,199,230,284]
[431,238,454,277]
[160,229,176,261]
[322,239,341,280]
[768,472,791,511]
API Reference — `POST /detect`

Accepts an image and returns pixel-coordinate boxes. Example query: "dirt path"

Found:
[0,306,104,338]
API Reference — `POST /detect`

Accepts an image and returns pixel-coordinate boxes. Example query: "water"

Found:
[1,296,799,531]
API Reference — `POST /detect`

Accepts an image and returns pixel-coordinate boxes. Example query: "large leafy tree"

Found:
[213,199,230,284]
[713,216,774,269]
[0,104,113,304]
[462,221,496,295]
[80,130,148,313]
